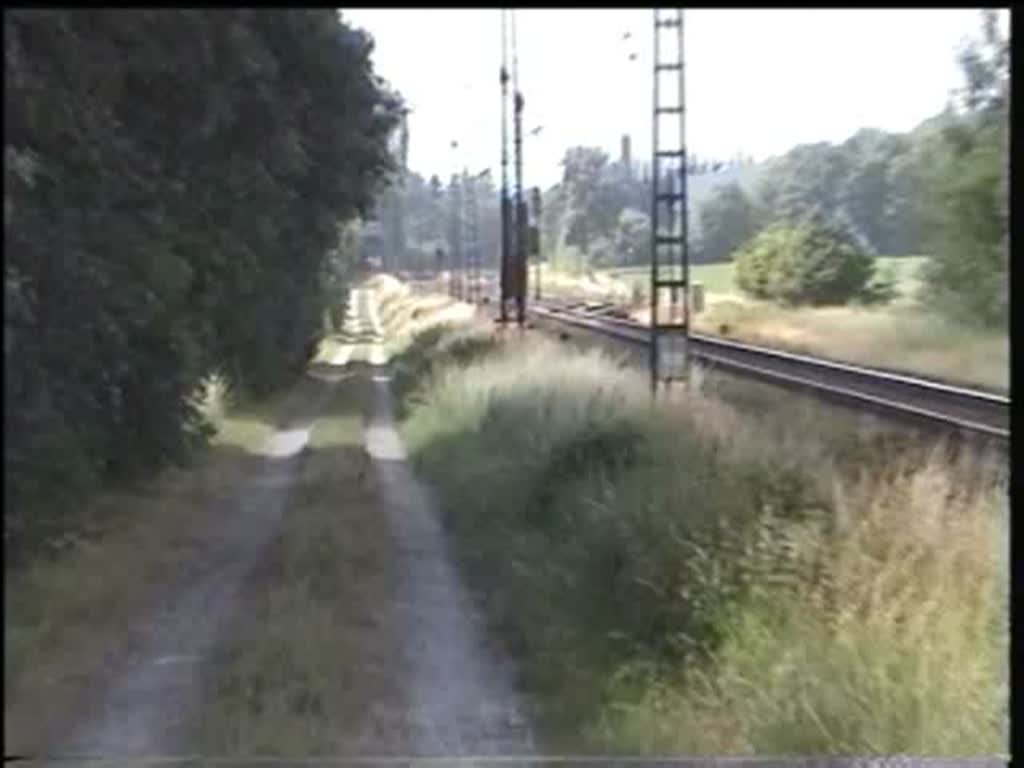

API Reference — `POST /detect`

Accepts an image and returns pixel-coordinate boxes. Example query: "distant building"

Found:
[620,134,632,178]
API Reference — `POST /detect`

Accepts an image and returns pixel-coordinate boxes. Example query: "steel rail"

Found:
[529,301,1010,442]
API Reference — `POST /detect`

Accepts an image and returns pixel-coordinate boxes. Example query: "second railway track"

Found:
[528,299,1010,443]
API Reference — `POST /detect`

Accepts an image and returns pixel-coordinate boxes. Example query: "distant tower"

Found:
[621,134,632,178]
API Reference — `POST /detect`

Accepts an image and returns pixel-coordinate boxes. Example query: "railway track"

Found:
[528,299,1010,443]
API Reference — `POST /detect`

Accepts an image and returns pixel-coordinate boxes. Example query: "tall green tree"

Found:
[614,208,651,267]
[756,142,849,225]
[835,129,921,255]
[915,10,1008,327]
[4,9,400,554]
[561,147,622,256]
[698,182,758,263]
[540,183,568,265]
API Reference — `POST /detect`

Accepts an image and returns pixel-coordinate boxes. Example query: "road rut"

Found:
[47,375,335,758]
[349,286,538,754]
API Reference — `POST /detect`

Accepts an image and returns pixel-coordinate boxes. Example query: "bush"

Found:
[735,216,876,305]
[858,260,900,306]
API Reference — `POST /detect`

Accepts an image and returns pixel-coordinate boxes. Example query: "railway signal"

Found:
[531,186,542,301]
[499,12,511,323]
[499,8,528,327]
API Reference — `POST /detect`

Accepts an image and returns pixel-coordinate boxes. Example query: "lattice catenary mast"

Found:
[649,8,690,390]
[499,8,527,325]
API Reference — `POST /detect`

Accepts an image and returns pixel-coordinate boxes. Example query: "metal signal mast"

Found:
[499,8,527,325]
[499,10,512,322]
[512,10,527,324]
[649,8,690,391]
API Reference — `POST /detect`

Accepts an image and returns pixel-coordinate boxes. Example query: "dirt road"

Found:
[35,287,535,759]
[48,379,335,758]
[358,287,537,753]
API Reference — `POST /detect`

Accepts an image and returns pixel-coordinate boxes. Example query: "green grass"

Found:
[691,261,738,294]
[396,325,1008,755]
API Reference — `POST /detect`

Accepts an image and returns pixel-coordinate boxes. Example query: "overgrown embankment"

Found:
[393,323,1008,755]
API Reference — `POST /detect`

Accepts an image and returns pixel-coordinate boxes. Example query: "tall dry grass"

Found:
[543,264,1008,392]
[396,325,1008,755]
[364,273,477,358]
[692,299,1009,392]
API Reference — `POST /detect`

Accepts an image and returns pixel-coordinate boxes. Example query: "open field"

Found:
[394,318,1008,755]
[609,261,740,297]
[608,256,929,302]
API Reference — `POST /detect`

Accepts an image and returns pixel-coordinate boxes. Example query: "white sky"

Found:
[340,8,1009,190]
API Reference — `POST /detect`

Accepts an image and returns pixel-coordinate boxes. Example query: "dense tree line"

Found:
[542,129,924,271]
[913,10,1008,327]
[367,168,502,275]
[539,147,760,270]
[741,10,1007,320]
[4,10,400,553]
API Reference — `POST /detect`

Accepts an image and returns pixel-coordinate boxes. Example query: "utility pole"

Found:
[526,126,543,302]
[511,10,527,325]
[448,167,463,301]
[499,8,527,326]
[499,10,512,324]
[532,186,542,301]
[463,169,476,304]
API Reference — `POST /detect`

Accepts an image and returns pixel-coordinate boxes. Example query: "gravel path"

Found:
[39,287,536,759]
[359,287,538,755]
[46,371,335,759]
